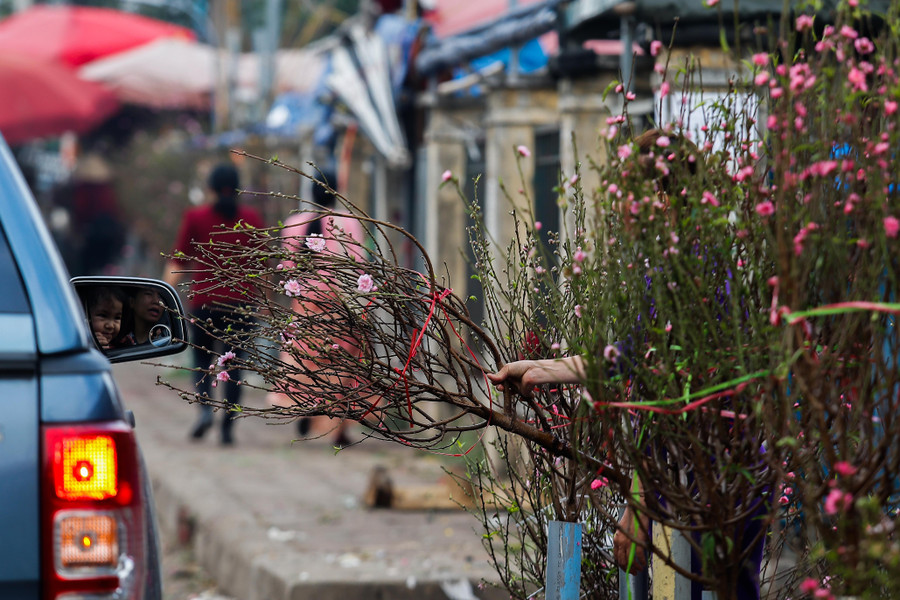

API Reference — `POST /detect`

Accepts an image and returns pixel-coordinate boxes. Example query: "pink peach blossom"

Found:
[848,66,868,91]
[217,351,236,366]
[305,234,327,252]
[659,81,670,99]
[799,578,820,594]
[603,344,619,362]
[795,14,814,31]
[855,37,874,54]
[701,191,719,207]
[884,216,899,238]
[834,461,857,477]
[356,274,375,293]
[283,279,303,297]
[590,477,608,489]
[824,489,853,515]
[755,201,775,217]
[752,53,768,67]
[840,25,858,39]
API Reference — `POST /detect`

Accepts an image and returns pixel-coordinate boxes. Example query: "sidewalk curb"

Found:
[153,474,508,600]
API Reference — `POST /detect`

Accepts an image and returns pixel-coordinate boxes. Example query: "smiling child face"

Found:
[90,296,123,348]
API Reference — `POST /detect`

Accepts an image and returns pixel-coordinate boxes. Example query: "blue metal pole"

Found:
[545,521,583,600]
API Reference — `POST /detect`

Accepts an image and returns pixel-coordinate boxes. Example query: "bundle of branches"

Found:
[457,3,900,598]
[160,158,619,481]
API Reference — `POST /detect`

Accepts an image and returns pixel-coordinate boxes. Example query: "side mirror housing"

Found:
[71,276,189,363]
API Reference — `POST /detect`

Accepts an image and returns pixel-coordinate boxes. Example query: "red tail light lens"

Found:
[43,423,146,600]
[54,434,118,500]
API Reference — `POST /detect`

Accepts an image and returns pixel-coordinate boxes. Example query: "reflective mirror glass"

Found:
[71,277,188,363]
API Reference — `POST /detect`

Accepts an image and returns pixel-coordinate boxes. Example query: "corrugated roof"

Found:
[565,0,893,38]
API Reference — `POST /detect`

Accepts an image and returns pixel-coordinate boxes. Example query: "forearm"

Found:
[531,355,586,385]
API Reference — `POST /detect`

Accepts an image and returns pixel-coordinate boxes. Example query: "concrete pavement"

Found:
[113,361,508,600]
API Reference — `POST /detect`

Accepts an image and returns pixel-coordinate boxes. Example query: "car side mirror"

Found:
[71,276,189,363]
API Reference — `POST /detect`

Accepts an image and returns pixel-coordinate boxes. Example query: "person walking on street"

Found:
[267,169,367,448]
[164,161,265,446]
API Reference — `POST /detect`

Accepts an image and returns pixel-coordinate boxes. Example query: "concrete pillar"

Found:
[483,86,558,250]
[651,523,691,600]
[422,104,482,290]
[557,76,616,205]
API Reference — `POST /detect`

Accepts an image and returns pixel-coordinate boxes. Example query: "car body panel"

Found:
[0,314,37,366]
[0,376,40,585]
[0,139,90,355]
[40,367,123,423]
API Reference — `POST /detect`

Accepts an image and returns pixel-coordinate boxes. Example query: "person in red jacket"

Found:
[164,162,265,445]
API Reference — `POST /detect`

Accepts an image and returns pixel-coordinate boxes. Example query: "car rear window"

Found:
[0,226,30,313]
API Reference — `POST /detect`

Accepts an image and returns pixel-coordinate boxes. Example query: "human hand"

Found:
[486,360,541,397]
[93,331,112,348]
[486,356,585,398]
[614,507,649,573]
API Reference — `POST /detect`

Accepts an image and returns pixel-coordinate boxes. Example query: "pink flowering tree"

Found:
[160,1,900,598]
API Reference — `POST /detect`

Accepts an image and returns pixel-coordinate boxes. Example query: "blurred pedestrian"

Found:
[164,161,264,446]
[70,153,127,275]
[267,169,367,447]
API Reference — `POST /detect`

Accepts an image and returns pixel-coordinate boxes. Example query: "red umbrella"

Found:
[0,53,120,146]
[0,5,195,68]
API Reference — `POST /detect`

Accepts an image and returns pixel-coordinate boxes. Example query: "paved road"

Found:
[114,360,507,600]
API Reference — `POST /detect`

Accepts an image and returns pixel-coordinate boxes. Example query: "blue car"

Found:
[0,135,188,599]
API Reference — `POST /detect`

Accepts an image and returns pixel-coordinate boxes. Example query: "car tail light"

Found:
[42,423,146,600]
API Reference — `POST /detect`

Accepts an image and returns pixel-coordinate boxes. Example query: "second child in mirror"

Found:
[124,287,165,345]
